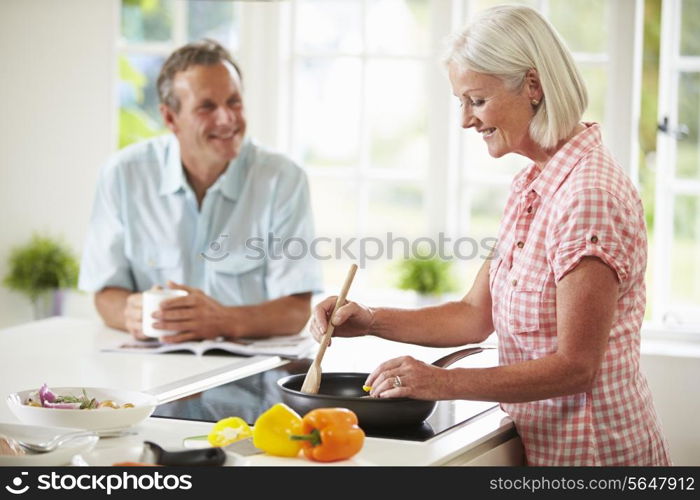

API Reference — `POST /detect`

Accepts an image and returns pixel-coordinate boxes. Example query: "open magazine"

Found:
[102,333,316,359]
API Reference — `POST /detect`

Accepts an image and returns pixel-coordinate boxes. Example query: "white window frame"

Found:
[274,0,643,292]
[651,0,700,335]
[277,0,458,242]
[116,1,647,305]
[451,0,643,271]
[117,0,247,147]
[116,1,290,150]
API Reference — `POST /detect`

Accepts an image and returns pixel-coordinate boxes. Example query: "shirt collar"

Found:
[159,135,187,196]
[512,122,602,200]
[216,137,252,202]
[159,135,253,201]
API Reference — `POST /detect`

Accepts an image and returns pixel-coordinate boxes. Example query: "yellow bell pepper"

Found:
[207,416,252,447]
[252,403,303,457]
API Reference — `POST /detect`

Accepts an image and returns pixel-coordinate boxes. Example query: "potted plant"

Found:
[395,251,458,306]
[3,234,80,320]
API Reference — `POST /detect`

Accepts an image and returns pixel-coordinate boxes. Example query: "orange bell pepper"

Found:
[290,408,365,462]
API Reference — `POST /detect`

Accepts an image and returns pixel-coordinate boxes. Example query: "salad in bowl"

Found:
[7,384,158,430]
[24,384,136,410]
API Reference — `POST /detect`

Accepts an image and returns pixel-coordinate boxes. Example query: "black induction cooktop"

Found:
[152,359,497,442]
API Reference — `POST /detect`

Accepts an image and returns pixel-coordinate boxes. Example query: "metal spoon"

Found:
[14,428,134,454]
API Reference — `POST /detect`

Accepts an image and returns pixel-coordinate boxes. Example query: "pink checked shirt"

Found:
[489,123,671,465]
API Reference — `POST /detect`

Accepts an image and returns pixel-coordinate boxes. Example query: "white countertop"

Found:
[0,317,515,466]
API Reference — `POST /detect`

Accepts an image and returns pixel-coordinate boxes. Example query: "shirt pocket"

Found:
[507,274,546,335]
[128,247,183,289]
[207,252,266,306]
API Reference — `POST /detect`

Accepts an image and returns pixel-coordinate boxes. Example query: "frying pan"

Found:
[277,346,487,428]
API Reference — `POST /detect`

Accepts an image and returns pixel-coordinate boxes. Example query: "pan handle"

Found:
[431,346,494,368]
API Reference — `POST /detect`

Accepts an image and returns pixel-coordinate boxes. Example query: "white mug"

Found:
[141,288,189,338]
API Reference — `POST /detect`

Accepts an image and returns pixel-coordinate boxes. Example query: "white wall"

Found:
[641,347,700,465]
[0,0,118,326]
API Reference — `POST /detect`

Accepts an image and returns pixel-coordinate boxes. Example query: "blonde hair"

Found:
[442,5,587,149]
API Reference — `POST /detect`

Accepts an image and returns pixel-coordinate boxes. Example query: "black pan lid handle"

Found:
[142,441,226,466]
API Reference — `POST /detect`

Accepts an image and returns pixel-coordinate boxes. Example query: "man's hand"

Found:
[151,281,228,343]
[124,292,148,340]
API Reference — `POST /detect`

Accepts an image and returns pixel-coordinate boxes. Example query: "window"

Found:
[283,0,441,296]
[454,0,625,287]
[118,0,240,148]
[282,0,638,300]
[651,0,700,330]
[114,1,649,317]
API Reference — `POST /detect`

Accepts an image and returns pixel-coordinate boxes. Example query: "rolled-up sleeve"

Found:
[548,188,635,284]
[264,165,323,299]
[78,160,135,292]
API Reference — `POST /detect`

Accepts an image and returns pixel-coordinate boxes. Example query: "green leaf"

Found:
[119,107,166,149]
[394,254,458,295]
[122,0,159,13]
[184,435,210,441]
[118,55,147,104]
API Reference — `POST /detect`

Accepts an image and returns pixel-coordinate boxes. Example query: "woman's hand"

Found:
[364,356,452,400]
[309,295,375,343]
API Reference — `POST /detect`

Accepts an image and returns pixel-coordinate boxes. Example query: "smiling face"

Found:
[161,62,246,171]
[448,63,541,160]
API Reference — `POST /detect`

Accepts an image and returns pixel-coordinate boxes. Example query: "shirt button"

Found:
[511,279,518,287]
[590,235,599,244]
[516,241,524,249]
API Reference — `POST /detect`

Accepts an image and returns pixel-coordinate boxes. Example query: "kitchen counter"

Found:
[0,317,522,466]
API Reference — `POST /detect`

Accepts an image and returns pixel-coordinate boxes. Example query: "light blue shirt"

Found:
[79,135,323,306]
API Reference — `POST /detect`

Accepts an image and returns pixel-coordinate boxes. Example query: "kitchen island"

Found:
[0,317,522,466]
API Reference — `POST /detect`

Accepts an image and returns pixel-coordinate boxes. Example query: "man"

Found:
[79,40,322,342]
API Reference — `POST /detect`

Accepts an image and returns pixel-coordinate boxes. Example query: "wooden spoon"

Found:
[300,263,358,394]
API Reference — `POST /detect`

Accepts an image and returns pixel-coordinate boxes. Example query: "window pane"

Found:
[296,0,362,53]
[308,177,359,292]
[121,0,173,43]
[119,54,165,124]
[670,195,700,306]
[549,0,607,54]
[310,177,360,237]
[367,182,426,238]
[676,72,700,179]
[187,0,239,50]
[579,64,607,127]
[294,57,362,167]
[367,0,431,55]
[365,182,428,293]
[366,60,428,170]
[680,0,700,56]
[119,53,167,148]
[473,0,538,15]
[467,185,508,242]
[461,132,531,179]
[454,184,508,289]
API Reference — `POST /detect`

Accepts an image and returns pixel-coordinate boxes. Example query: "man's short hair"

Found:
[157,39,243,113]
[442,5,587,149]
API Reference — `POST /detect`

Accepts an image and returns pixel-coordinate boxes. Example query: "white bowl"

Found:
[6,386,158,431]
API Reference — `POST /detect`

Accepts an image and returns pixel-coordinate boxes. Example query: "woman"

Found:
[310,5,670,466]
